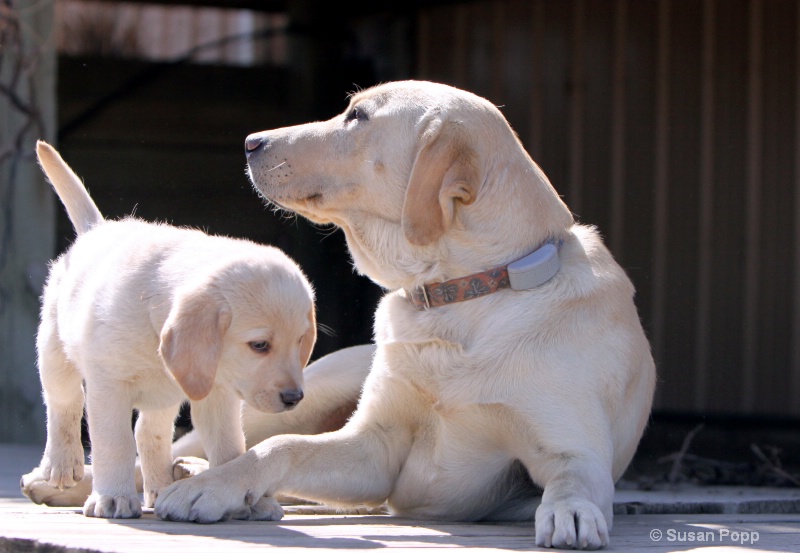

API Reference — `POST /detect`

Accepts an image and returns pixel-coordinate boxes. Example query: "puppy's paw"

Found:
[172,456,209,480]
[143,487,162,509]
[83,492,142,519]
[143,480,173,509]
[231,495,284,521]
[21,467,93,506]
[38,447,85,490]
[535,499,609,550]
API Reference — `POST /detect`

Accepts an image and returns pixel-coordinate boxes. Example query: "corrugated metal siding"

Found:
[417,0,800,417]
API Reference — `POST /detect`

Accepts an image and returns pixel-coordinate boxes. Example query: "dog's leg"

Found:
[82,384,141,518]
[135,405,180,508]
[155,423,407,523]
[529,454,614,550]
[24,324,86,491]
[188,387,246,468]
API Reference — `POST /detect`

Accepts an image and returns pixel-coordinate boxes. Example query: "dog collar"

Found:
[406,239,563,310]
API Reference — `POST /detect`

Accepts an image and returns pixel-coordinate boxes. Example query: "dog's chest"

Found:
[132,375,185,410]
[380,336,515,417]
[90,361,185,410]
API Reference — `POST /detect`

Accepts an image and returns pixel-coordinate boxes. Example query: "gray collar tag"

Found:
[507,243,560,291]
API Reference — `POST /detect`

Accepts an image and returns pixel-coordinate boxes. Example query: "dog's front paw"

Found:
[36,446,85,490]
[83,492,142,519]
[21,466,93,506]
[231,495,284,521]
[535,499,609,550]
[155,471,256,524]
[172,456,210,480]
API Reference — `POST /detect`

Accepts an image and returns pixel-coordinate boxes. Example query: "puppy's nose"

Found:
[245,133,266,156]
[279,389,304,408]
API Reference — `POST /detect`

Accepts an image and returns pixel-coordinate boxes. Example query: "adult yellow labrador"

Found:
[155,81,656,550]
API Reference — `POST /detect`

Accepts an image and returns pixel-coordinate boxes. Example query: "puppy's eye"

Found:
[345,106,368,123]
[249,341,271,354]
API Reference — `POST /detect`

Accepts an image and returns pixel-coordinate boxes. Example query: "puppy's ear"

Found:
[402,120,480,246]
[159,287,232,401]
[299,307,317,368]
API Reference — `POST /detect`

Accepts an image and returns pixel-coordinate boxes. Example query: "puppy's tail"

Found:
[36,140,103,235]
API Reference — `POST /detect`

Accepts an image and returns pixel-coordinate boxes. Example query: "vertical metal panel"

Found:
[490,0,506,103]
[579,1,615,237]
[707,0,748,414]
[743,0,763,411]
[528,0,545,161]
[619,0,657,363]
[569,0,585,216]
[695,0,716,411]
[610,0,627,258]
[756,0,796,415]
[416,8,430,78]
[651,0,670,370]
[466,1,495,101]
[662,0,704,412]
[501,0,535,148]
[539,0,571,199]
[794,0,800,414]
[452,3,469,87]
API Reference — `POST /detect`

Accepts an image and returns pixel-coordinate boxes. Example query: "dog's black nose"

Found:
[279,389,304,408]
[245,134,265,156]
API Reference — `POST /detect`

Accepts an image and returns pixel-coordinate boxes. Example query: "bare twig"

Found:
[661,423,705,485]
[751,444,800,487]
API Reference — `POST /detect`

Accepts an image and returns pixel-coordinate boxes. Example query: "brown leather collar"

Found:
[405,239,563,310]
[407,266,511,309]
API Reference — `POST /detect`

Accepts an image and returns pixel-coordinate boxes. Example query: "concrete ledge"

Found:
[614,486,800,515]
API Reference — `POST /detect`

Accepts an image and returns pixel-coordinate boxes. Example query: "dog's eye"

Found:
[249,341,271,354]
[345,106,368,123]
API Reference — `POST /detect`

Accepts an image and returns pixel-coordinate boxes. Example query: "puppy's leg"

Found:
[155,423,408,523]
[26,325,86,491]
[189,387,246,468]
[82,385,141,518]
[135,405,180,508]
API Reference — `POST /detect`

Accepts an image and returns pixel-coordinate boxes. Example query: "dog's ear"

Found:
[402,120,480,246]
[299,308,317,368]
[159,287,232,401]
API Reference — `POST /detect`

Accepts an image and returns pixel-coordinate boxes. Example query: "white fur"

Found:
[154,81,656,550]
[22,142,315,519]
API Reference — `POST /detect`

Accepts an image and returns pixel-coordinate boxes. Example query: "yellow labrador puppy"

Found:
[24,142,316,519]
[155,81,656,549]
